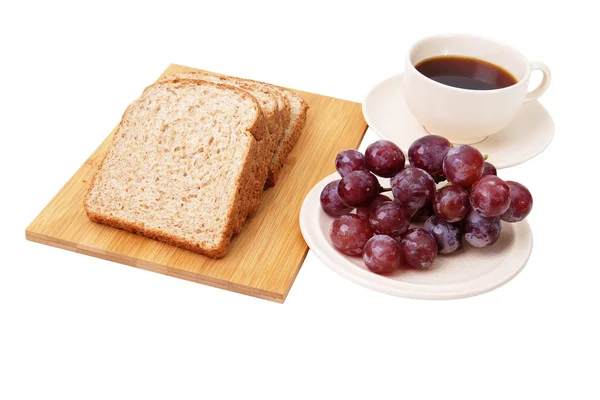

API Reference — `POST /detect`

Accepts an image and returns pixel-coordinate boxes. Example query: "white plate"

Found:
[300,172,533,300]
[362,74,554,169]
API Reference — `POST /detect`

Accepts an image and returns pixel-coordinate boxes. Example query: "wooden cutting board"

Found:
[25,64,367,303]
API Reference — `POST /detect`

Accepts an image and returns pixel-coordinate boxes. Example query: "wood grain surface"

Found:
[25,64,368,303]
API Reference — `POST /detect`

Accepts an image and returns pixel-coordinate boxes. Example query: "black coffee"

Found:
[415,56,518,90]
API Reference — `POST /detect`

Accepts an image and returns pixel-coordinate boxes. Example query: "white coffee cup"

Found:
[403,33,551,144]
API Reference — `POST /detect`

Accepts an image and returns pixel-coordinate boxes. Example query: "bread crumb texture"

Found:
[84,80,263,258]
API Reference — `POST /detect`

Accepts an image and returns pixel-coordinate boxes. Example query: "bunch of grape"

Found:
[320,136,533,275]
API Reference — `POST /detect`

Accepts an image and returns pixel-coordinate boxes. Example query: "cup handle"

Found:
[525,61,551,102]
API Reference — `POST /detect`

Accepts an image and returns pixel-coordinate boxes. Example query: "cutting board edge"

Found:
[24,231,286,303]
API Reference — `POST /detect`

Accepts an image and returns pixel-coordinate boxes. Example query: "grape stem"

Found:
[379,187,392,193]
[483,154,489,161]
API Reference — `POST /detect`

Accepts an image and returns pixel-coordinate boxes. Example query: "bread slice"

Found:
[263,87,309,187]
[84,80,268,258]
[142,76,275,230]
[155,72,289,194]
[157,72,297,189]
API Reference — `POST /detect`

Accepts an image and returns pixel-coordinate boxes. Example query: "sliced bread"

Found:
[263,86,309,187]
[163,73,287,145]
[84,80,269,258]
[155,72,289,196]
[157,72,301,189]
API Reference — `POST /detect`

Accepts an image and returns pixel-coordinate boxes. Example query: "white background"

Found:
[1,1,599,399]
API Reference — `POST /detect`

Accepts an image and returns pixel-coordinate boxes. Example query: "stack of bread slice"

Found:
[84,72,308,258]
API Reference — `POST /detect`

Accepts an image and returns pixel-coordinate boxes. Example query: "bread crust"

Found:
[265,92,309,187]
[84,79,268,258]
[85,207,232,258]
[243,77,292,131]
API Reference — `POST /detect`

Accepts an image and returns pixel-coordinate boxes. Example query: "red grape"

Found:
[391,167,436,214]
[500,181,533,222]
[363,235,404,274]
[338,170,380,207]
[433,185,470,222]
[320,180,353,217]
[335,149,368,177]
[408,135,453,177]
[365,140,406,177]
[481,162,497,177]
[329,214,373,256]
[356,194,391,220]
[400,228,438,269]
[424,215,462,254]
[368,202,410,237]
[442,145,484,187]
[463,209,501,248]
[326,139,533,273]
[470,175,511,217]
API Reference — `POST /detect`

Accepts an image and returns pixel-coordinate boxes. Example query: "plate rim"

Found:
[362,73,555,169]
[300,172,534,300]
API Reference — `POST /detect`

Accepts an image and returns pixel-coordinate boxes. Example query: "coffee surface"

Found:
[415,56,518,90]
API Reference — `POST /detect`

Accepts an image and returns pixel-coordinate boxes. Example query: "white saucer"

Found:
[363,74,554,168]
[299,172,533,300]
